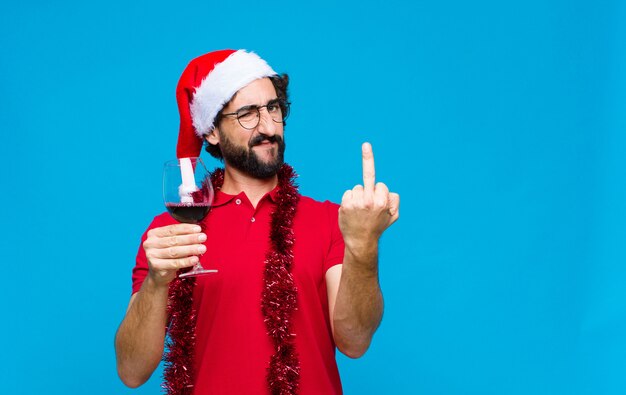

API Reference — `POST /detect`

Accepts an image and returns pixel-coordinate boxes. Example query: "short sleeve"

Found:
[323,201,345,272]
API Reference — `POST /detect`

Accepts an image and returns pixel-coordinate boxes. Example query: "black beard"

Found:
[219,132,286,179]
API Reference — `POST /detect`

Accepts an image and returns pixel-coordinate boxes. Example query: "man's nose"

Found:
[256,108,277,136]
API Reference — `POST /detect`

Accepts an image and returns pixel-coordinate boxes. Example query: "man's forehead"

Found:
[224,77,277,109]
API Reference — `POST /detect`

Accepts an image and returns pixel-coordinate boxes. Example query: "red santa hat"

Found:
[175,49,277,159]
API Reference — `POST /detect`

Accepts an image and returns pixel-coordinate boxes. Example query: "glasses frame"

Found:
[220,98,290,130]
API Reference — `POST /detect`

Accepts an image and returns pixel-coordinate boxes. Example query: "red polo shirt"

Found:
[132,188,345,394]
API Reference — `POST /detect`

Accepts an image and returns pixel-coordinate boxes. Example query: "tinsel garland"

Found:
[163,164,301,395]
[262,164,301,394]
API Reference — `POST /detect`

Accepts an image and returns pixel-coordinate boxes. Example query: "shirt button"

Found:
[235,199,241,205]
[251,217,256,223]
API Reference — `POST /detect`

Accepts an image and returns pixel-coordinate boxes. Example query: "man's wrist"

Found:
[343,239,379,273]
[143,273,172,297]
[344,237,378,257]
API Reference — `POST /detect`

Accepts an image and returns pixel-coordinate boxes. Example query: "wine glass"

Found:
[163,157,217,277]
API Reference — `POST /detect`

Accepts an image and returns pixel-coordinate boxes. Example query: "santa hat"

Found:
[175,49,277,159]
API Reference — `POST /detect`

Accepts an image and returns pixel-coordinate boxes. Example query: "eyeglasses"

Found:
[220,98,290,130]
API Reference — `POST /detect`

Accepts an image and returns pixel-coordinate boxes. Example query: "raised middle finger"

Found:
[362,142,376,194]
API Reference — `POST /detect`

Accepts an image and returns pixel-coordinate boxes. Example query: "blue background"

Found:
[1,0,625,394]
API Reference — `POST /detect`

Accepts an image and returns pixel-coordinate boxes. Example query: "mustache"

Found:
[248,134,283,147]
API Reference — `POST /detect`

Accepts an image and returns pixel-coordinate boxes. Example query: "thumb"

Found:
[388,192,400,221]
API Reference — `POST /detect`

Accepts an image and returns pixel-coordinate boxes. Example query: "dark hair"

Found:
[204,74,290,159]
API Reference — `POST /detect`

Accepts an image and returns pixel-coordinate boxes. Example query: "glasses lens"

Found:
[235,101,289,129]
[280,101,290,121]
[237,108,259,129]
[267,101,284,123]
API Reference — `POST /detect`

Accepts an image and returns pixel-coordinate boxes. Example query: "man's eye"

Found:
[267,103,280,112]
[238,110,256,120]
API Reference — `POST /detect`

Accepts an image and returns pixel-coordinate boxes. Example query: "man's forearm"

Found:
[115,276,169,388]
[332,242,384,358]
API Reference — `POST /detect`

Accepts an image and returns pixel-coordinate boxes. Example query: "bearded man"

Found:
[115,49,400,395]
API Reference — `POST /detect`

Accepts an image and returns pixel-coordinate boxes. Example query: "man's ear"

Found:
[205,128,220,146]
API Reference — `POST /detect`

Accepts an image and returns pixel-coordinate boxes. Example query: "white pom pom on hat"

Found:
[175,49,277,159]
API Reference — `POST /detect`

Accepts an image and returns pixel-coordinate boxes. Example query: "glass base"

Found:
[179,264,218,278]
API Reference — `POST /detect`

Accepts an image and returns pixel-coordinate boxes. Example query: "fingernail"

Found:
[190,256,199,264]
[198,233,207,242]
[194,226,202,232]
[198,245,207,254]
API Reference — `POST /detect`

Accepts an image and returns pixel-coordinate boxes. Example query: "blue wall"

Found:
[1,0,625,393]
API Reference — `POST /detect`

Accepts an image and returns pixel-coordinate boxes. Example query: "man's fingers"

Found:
[388,192,400,217]
[171,255,199,270]
[362,142,376,193]
[341,189,353,206]
[147,244,207,260]
[152,255,199,272]
[161,233,206,248]
[352,185,364,194]
[374,182,389,206]
[148,224,202,238]
[144,232,206,250]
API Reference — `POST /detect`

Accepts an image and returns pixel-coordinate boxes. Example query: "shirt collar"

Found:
[267,185,279,202]
[212,190,237,207]
[212,185,279,207]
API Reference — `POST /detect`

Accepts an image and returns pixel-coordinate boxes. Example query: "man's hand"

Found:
[329,142,398,357]
[339,142,400,256]
[142,224,206,286]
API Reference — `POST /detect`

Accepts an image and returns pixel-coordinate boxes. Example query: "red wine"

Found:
[166,203,210,223]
